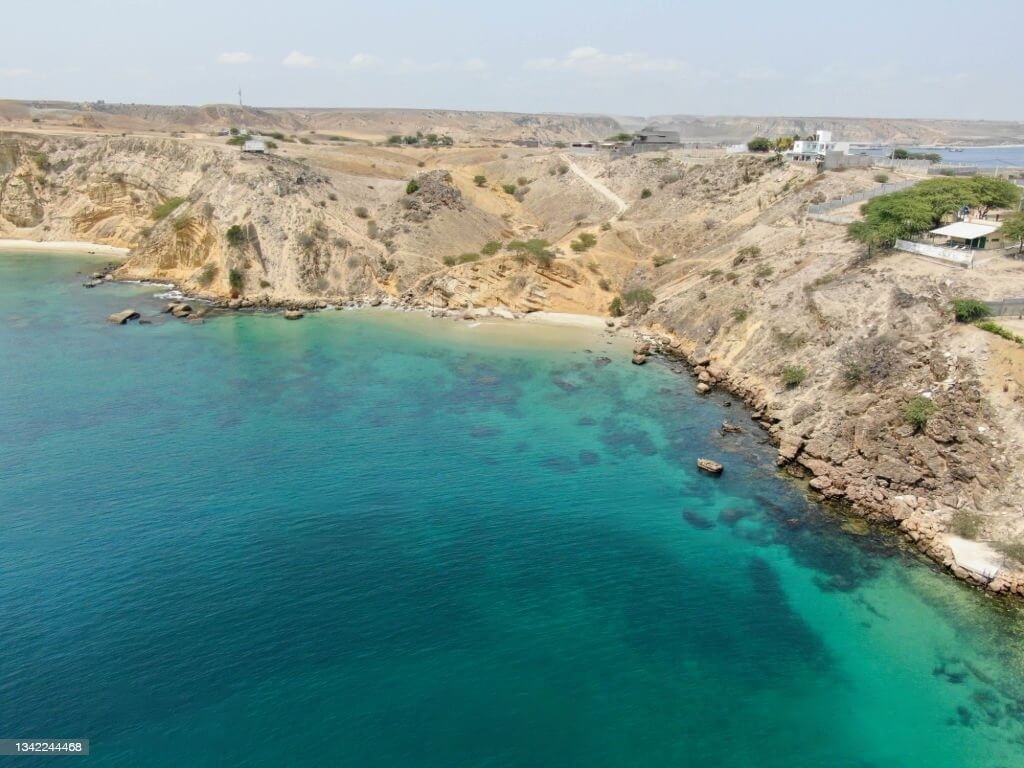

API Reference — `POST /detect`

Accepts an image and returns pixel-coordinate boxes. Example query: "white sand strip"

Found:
[520,311,608,330]
[0,239,130,256]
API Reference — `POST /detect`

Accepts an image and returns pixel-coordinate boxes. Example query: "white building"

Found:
[242,139,267,154]
[786,130,850,162]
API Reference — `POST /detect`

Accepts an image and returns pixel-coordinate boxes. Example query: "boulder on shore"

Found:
[283,310,304,320]
[107,309,140,325]
[631,353,647,365]
[697,458,724,475]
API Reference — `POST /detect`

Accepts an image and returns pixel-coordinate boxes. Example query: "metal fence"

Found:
[986,299,1024,316]
[807,179,921,215]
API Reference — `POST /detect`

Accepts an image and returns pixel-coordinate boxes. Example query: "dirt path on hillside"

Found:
[560,154,627,218]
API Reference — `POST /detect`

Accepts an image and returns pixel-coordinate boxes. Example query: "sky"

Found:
[2,0,1022,120]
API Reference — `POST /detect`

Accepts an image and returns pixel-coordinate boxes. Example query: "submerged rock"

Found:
[682,510,716,530]
[283,310,305,320]
[697,458,724,475]
[106,309,140,325]
[631,353,647,366]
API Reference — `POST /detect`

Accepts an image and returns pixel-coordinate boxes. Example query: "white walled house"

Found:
[786,130,850,162]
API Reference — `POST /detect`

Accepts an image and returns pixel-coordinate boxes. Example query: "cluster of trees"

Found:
[847,176,1022,251]
[747,136,797,153]
[387,132,454,147]
[892,148,942,163]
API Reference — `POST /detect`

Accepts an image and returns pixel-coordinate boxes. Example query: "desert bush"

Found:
[327,192,338,201]
[406,179,420,195]
[976,321,1024,345]
[474,175,487,187]
[640,188,652,199]
[781,365,807,387]
[502,183,517,195]
[608,297,624,317]
[652,254,674,268]
[366,220,379,239]
[354,206,369,219]
[444,252,479,266]
[996,541,1024,563]
[950,510,983,539]
[772,328,808,351]
[31,152,50,172]
[903,396,937,431]
[226,224,246,247]
[196,263,218,287]
[556,164,569,175]
[874,173,890,184]
[738,245,762,260]
[517,176,529,186]
[732,307,749,322]
[152,197,185,220]
[755,264,774,278]
[481,240,502,256]
[172,216,192,234]
[598,278,611,291]
[840,334,900,387]
[952,298,989,323]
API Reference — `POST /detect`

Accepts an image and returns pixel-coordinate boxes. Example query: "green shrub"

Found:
[737,245,762,259]
[598,278,611,291]
[747,137,773,152]
[444,252,479,265]
[952,298,989,323]
[172,216,192,233]
[354,206,369,219]
[874,173,890,184]
[366,220,379,239]
[473,175,487,187]
[732,307,749,322]
[517,176,529,186]
[755,264,774,278]
[622,288,655,312]
[502,183,517,195]
[640,188,652,199]
[228,268,245,293]
[226,224,246,247]
[609,296,624,317]
[950,510,983,539]
[781,365,807,387]
[570,232,597,252]
[226,135,247,146]
[387,135,402,144]
[976,321,1024,345]
[480,240,502,256]
[152,197,185,220]
[31,152,50,172]
[652,254,674,268]
[406,179,420,195]
[903,396,937,431]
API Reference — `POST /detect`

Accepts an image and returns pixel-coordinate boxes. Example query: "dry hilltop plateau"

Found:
[3,103,1024,598]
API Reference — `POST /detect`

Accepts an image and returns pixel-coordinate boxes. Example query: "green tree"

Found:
[608,296,624,317]
[622,287,655,312]
[480,240,502,256]
[607,132,634,142]
[968,176,1021,216]
[406,179,420,195]
[1001,211,1024,253]
[640,188,652,199]
[473,175,487,187]
[773,136,794,152]
[747,137,773,153]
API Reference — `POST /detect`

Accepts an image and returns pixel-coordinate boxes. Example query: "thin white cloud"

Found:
[525,47,686,74]
[283,51,317,68]
[217,51,252,65]
[349,53,379,70]
[0,67,32,78]
[461,58,487,72]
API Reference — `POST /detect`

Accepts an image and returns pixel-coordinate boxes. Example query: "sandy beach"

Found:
[0,239,130,257]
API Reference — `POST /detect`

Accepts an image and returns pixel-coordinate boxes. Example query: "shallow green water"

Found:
[2,251,1024,767]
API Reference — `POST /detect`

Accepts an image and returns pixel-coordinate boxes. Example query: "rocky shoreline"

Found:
[88,264,1024,599]
[632,327,1024,600]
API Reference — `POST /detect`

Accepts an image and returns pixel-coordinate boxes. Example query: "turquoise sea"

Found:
[2,251,1024,767]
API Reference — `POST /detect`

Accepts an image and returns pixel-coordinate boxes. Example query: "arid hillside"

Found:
[4,124,1024,596]
[4,100,1024,145]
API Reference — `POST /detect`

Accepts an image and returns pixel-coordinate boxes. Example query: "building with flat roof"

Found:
[242,139,266,154]
[786,130,850,162]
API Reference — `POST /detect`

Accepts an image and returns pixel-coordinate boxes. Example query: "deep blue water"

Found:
[3,251,1024,767]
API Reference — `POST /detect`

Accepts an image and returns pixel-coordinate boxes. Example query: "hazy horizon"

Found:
[2,0,1022,121]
